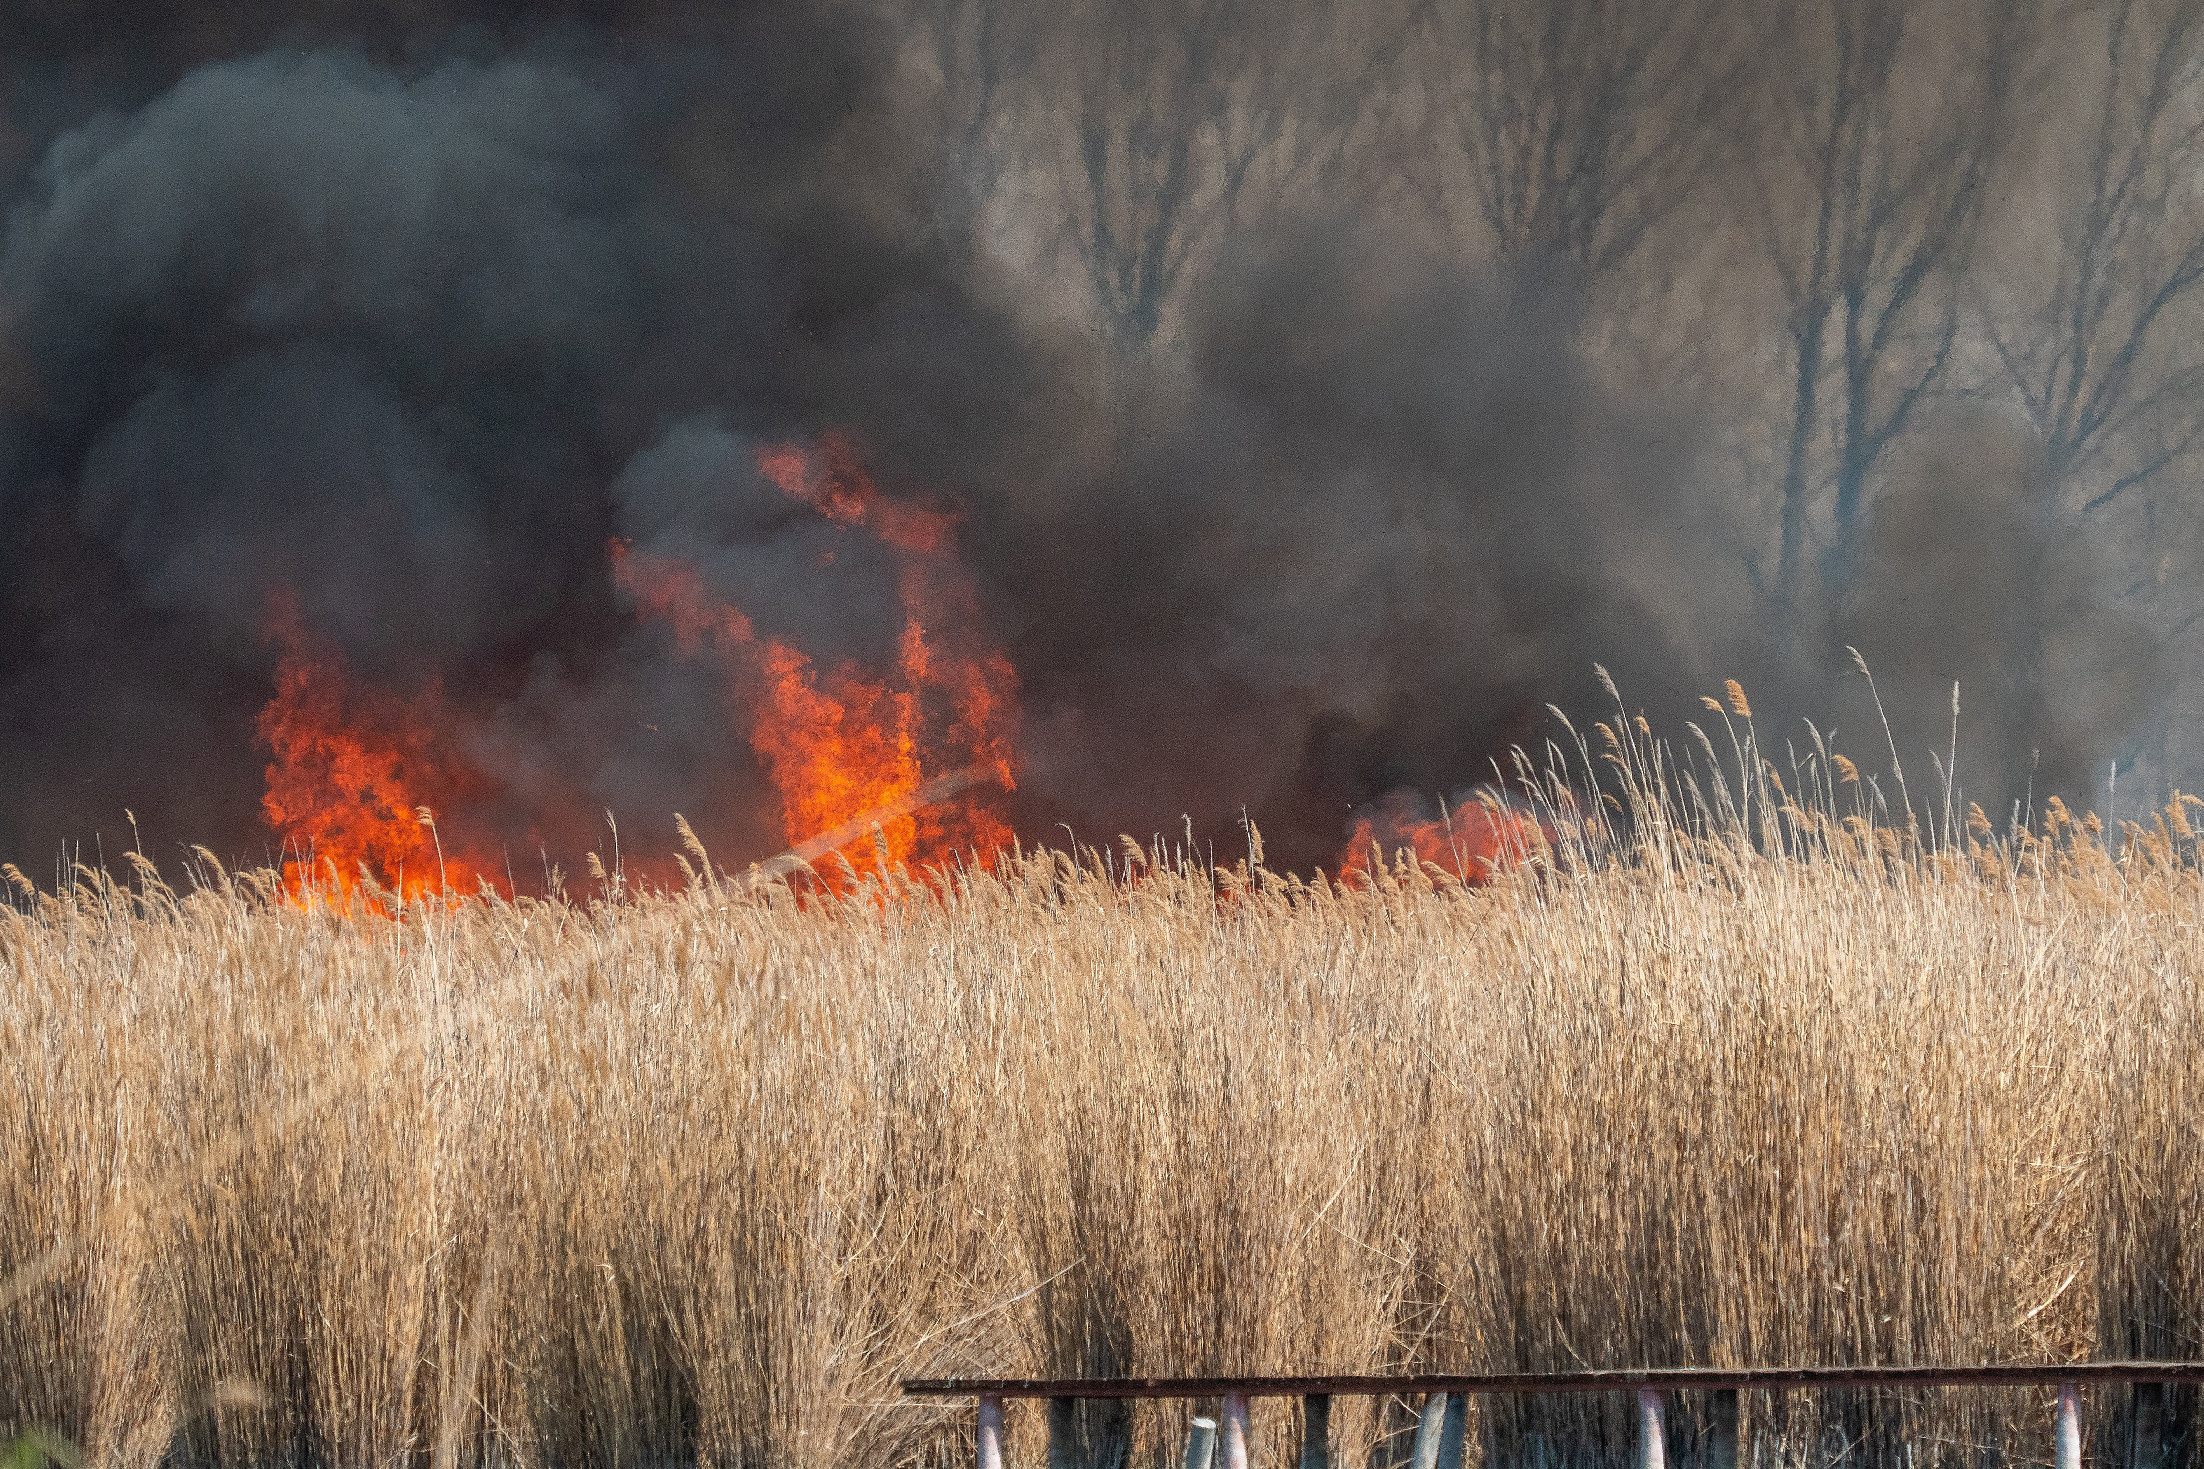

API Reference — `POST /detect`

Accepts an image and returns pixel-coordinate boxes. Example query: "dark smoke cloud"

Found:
[0,12,1048,873]
[976,225,1749,863]
[0,46,649,867]
[0,2,2160,879]
[1832,407,2161,824]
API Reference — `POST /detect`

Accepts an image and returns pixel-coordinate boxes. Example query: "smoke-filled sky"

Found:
[0,0,2180,880]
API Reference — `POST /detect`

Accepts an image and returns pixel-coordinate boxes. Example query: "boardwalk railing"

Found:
[904,1362,2204,1469]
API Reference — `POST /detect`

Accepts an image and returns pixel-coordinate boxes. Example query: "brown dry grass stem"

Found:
[5,695,2204,1468]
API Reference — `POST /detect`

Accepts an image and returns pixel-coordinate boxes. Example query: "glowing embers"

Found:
[614,435,1018,881]
[256,591,492,904]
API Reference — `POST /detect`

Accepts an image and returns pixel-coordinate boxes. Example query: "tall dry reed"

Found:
[5,692,2204,1468]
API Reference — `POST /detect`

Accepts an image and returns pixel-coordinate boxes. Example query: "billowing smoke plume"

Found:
[0,0,2163,880]
[984,229,1740,861]
[0,12,1047,875]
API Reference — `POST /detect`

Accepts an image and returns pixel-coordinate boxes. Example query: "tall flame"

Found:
[257,591,492,903]
[615,435,1018,879]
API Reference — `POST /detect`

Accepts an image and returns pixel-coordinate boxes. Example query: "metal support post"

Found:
[1410,1393,1450,1469]
[1708,1388,1739,1469]
[978,1395,1004,1469]
[1223,1392,1253,1469]
[1185,1415,1219,1469]
[1298,1394,1331,1469]
[1437,1391,1469,1469]
[1048,1397,1078,1469]
[1640,1388,1666,1469]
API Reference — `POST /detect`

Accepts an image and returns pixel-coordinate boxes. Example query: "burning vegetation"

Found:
[254,438,1019,896]
[609,437,1018,885]
[256,592,494,903]
[1337,791,1551,886]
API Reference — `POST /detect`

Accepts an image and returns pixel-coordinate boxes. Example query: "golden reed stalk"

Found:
[4,702,2202,1468]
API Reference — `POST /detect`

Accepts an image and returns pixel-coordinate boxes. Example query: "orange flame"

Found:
[615,435,1018,880]
[1338,791,1548,886]
[256,592,493,904]
[756,438,948,553]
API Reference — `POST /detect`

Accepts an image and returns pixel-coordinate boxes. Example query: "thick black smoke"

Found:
[0,10,1047,875]
[0,1,2156,880]
[981,227,1744,862]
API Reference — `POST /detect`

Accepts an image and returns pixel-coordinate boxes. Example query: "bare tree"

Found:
[1755,0,2021,612]
[890,0,1053,235]
[900,0,1042,217]
[1045,0,1412,345]
[1991,0,2204,519]
[1412,0,1747,278]
[1967,0,2204,782]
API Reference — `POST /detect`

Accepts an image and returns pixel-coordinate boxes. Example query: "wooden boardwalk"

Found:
[905,1361,2204,1469]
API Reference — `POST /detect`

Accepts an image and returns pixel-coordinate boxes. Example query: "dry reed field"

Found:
[7,692,2204,1469]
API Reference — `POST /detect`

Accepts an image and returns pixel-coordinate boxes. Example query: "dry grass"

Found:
[6,695,2204,1468]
